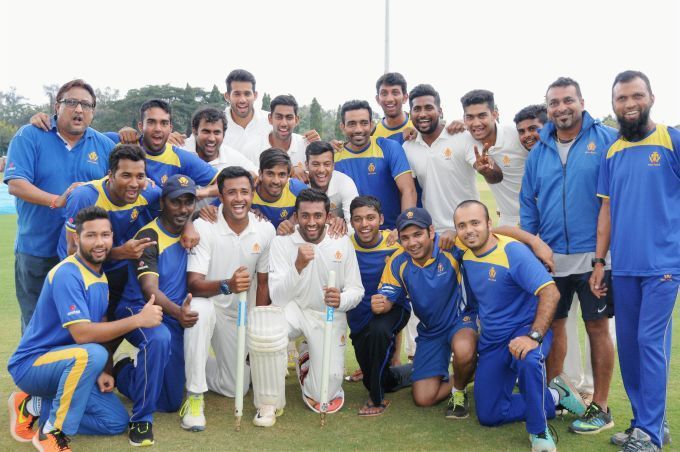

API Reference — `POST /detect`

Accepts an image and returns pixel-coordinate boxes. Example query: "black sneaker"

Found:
[129,421,154,447]
[445,390,469,419]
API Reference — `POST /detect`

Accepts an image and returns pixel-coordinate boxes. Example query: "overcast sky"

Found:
[3,0,679,125]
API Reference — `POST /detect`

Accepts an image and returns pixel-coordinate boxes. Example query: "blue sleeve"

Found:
[104,132,121,144]
[64,185,97,232]
[177,148,218,186]
[377,253,407,305]
[143,185,163,218]
[289,178,307,195]
[506,242,554,295]
[668,127,680,175]
[54,265,93,326]
[3,126,38,184]
[519,150,539,234]
[596,149,611,198]
[381,138,411,179]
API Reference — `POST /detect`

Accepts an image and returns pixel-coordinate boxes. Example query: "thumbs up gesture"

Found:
[177,293,199,328]
[137,294,163,328]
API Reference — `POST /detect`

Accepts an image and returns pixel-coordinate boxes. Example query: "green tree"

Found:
[261,93,272,112]
[309,98,322,135]
[601,114,619,130]
[0,120,18,155]
[0,88,37,126]
[207,85,224,106]
[335,104,343,140]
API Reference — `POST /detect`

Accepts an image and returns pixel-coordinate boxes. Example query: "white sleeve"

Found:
[268,237,302,307]
[337,241,364,312]
[187,219,211,275]
[340,173,359,222]
[256,224,276,274]
[228,146,258,173]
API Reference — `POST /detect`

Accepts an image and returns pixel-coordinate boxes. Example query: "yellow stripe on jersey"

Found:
[33,347,89,430]
[441,252,462,283]
[91,178,150,212]
[351,230,401,253]
[47,255,108,289]
[139,218,181,254]
[144,143,181,167]
[62,319,91,327]
[252,181,298,208]
[380,248,407,287]
[534,280,556,295]
[607,124,673,159]
[335,139,385,163]
[463,235,517,269]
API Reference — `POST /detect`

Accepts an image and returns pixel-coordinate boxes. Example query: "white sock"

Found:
[451,387,465,395]
[25,395,41,416]
[549,388,560,405]
[42,420,54,434]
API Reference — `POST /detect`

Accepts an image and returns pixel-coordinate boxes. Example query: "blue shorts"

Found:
[411,313,478,382]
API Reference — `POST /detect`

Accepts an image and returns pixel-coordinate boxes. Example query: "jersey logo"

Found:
[7,162,15,171]
[586,141,597,154]
[437,263,446,274]
[280,209,289,219]
[443,148,452,159]
[178,176,190,186]
[334,250,343,261]
[87,151,99,163]
[648,151,661,166]
[340,334,346,346]
[137,260,148,271]
[662,274,673,282]
[502,155,511,166]
[252,242,261,254]
[368,162,376,174]
[488,266,497,281]
[463,315,471,322]
[130,208,139,222]
[161,174,168,185]
[330,202,337,211]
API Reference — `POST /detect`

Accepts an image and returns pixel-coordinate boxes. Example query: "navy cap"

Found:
[396,207,432,231]
[162,174,196,199]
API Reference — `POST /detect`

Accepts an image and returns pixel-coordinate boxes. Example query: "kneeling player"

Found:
[455,200,585,452]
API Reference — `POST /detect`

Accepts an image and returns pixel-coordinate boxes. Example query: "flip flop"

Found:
[358,399,391,417]
[344,369,363,382]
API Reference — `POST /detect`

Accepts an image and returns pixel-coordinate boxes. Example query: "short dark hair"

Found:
[612,70,653,96]
[270,94,298,116]
[455,199,490,222]
[216,166,254,193]
[305,141,334,161]
[56,79,96,108]
[226,69,256,93]
[408,84,441,109]
[350,195,382,216]
[259,148,292,172]
[191,106,227,132]
[109,144,146,174]
[74,206,110,234]
[140,99,172,122]
[460,89,495,111]
[376,72,407,95]
[340,100,372,124]
[295,188,330,213]
[546,77,582,99]
[513,104,548,125]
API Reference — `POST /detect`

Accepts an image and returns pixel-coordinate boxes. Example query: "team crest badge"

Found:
[502,155,511,166]
[488,267,496,281]
[334,250,343,261]
[330,202,337,210]
[178,176,189,186]
[649,151,661,166]
[368,162,376,174]
[662,274,673,281]
[252,243,261,253]
[340,334,346,346]
[586,141,597,154]
[87,151,98,163]
[437,263,445,273]
[443,147,452,159]
[463,315,471,322]
[161,174,168,185]
[406,211,414,219]
[130,208,139,222]
[280,209,289,219]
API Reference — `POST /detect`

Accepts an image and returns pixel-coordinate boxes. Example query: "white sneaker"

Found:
[253,405,277,427]
[179,394,206,431]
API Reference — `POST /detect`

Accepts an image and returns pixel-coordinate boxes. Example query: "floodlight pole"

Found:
[384,0,390,73]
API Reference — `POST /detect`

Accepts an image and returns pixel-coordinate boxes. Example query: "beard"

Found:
[415,118,440,135]
[617,107,652,141]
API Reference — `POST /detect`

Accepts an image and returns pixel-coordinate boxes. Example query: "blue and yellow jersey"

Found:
[58,178,162,271]
[597,125,680,276]
[8,255,109,381]
[334,137,412,230]
[120,218,188,316]
[252,178,307,229]
[462,235,554,345]
[349,230,403,333]
[372,114,413,145]
[378,234,470,338]
[137,142,218,188]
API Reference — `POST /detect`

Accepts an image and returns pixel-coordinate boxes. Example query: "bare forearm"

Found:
[595,201,611,259]
[493,225,537,246]
[479,166,503,184]
[531,284,559,335]
[142,287,180,319]
[399,186,417,211]
[69,316,142,344]
[8,179,58,206]
[187,278,221,298]
[256,279,270,306]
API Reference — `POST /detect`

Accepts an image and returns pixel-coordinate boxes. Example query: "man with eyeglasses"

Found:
[4,79,114,332]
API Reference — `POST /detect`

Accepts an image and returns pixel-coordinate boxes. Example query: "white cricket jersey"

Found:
[268,227,364,313]
[188,210,276,316]
[179,138,258,173]
[403,130,479,232]
[323,170,359,221]
[224,108,272,153]
[478,125,528,226]
[241,132,308,169]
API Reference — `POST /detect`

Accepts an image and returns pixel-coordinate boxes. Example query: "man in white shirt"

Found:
[460,90,527,227]
[268,189,364,415]
[181,166,276,431]
[305,141,358,222]
[402,84,483,237]
[241,94,320,178]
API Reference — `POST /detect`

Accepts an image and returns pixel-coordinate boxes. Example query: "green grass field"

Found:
[0,184,678,451]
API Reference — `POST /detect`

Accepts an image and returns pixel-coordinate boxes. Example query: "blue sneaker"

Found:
[530,425,557,452]
[548,374,586,416]
[569,402,614,434]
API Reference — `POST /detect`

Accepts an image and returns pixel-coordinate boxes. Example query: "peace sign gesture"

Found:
[473,143,503,183]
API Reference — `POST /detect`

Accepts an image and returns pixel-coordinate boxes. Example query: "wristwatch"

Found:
[527,330,543,344]
[219,279,232,296]
[591,257,606,268]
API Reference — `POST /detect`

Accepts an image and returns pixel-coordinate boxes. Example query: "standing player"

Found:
[349,196,411,416]
[514,105,548,152]
[8,206,162,449]
[593,71,678,450]
[114,175,198,446]
[454,200,583,452]
[5,79,113,330]
[460,89,525,226]
[373,73,413,144]
[335,100,417,229]
[181,167,276,431]
[267,189,364,414]
[520,77,617,435]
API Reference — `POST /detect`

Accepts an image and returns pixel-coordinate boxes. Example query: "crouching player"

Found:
[454,200,585,452]
[8,206,163,450]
